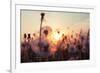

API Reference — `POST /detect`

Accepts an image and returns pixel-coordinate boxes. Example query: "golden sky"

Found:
[21,10,89,40]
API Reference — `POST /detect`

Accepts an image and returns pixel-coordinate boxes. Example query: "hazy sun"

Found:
[47,30,63,45]
[53,32,61,41]
[49,31,62,44]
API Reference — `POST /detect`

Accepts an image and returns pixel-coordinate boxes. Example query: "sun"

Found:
[47,30,63,45]
[53,32,61,41]
[50,31,62,44]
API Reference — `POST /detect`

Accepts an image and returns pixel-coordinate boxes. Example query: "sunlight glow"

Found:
[47,31,63,45]
[53,32,62,41]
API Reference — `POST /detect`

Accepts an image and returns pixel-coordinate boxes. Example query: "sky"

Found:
[21,10,90,40]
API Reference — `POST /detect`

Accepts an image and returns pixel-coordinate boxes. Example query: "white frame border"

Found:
[11,3,96,73]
